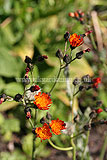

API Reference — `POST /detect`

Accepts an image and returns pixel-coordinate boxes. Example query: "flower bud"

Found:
[46,112,52,120]
[26,111,31,119]
[68,12,74,17]
[85,30,93,36]
[25,67,30,73]
[63,54,70,63]
[14,94,22,102]
[96,100,102,107]
[64,32,70,41]
[32,128,36,134]
[95,108,103,114]
[30,85,40,92]
[56,49,63,58]
[23,76,30,85]
[82,74,91,83]
[24,107,31,119]
[73,78,80,86]
[38,55,48,62]
[74,115,79,123]
[79,85,84,91]
[76,51,83,59]
[89,110,97,119]
[84,124,91,131]
[24,56,32,64]
[40,117,46,124]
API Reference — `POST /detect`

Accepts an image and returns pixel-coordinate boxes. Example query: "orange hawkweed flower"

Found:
[35,123,52,140]
[92,77,101,88]
[49,118,66,135]
[34,92,52,110]
[69,33,84,49]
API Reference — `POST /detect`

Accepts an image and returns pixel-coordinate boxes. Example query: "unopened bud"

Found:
[63,54,70,63]
[38,55,48,62]
[64,32,70,41]
[82,74,91,83]
[68,12,74,17]
[23,76,30,85]
[24,106,31,114]
[40,117,46,124]
[46,112,52,120]
[89,110,97,119]
[73,78,80,86]
[95,108,103,114]
[74,115,80,123]
[79,85,84,91]
[96,100,102,107]
[30,85,40,92]
[84,124,91,131]
[76,51,83,59]
[32,128,36,134]
[85,30,93,36]
[56,49,63,58]
[25,56,32,64]
[14,94,22,102]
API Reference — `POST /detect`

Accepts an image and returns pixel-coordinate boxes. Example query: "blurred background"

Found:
[0,0,107,160]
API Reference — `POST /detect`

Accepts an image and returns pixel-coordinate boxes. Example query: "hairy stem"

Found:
[32,109,37,160]
[100,134,107,160]
[48,139,73,151]
[71,134,76,160]
[81,131,90,160]
[49,64,62,94]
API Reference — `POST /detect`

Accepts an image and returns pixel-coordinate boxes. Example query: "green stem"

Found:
[32,109,37,160]
[73,90,80,96]
[100,134,107,160]
[90,33,97,50]
[48,139,73,151]
[49,67,62,94]
[61,57,77,69]
[29,119,34,128]
[81,131,90,160]
[71,134,76,160]
[72,131,84,139]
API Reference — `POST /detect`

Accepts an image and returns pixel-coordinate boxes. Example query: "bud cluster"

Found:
[69,10,85,24]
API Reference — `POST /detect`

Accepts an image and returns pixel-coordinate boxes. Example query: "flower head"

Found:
[49,118,66,135]
[34,92,52,110]
[96,108,103,114]
[69,33,84,49]
[35,123,52,140]
[30,85,40,92]
[26,111,31,119]
[92,77,101,88]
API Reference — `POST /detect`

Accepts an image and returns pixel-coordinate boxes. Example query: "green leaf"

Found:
[1,118,20,134]
[0,101,18,112]
[0,113,5,126]
[4,82,24,96]
[0,49,24,77]
[0,150,27,160]
[22,133,33,156]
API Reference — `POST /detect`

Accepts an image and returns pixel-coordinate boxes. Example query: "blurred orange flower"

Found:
[69,33,84,49]
[35,123,52,140]
[34,92,52,110]
[49,118,66,135]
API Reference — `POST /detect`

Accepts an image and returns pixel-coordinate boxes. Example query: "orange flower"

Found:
[34,92,52,110]
[69,33,84,49]
[49,118,66,135]
[92,77,101,88]
[35,123,52,140]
